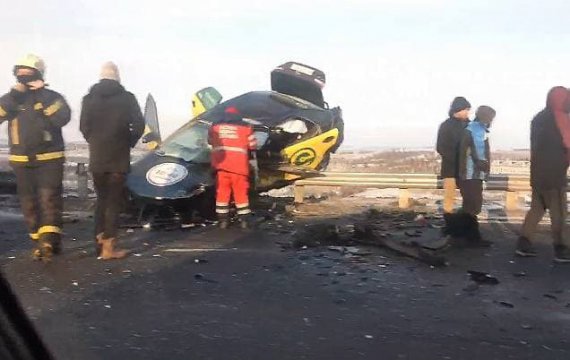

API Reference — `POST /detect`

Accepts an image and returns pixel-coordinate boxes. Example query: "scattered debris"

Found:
[468,271,499,285]
[72,281,79,287]
[494,300,514,308]
[364,335,374,339]
[513,271,527,278]
[194,273,218,283]
[194,259,209,264]
[521,324,533,330]
[292,223,340,248]
[126,228,135,233]
[543,294,558,301]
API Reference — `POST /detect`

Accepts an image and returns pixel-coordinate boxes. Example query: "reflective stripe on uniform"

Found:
[0,105,7,117]
[9,151,64,162]
[212,146,248,154]
[236,208,251,215]
[29,233,40,241]
[43,100,63,117]
[38,225,62,235]
[10,119,19,145]
[235,203,249,209]
[34,102,43,110]
[216,202,230,214]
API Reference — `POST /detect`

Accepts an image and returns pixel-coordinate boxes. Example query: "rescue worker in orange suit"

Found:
[208,107,257,229]
[0,54,71,261]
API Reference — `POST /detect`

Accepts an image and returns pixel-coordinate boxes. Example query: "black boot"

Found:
[466,215,492,248]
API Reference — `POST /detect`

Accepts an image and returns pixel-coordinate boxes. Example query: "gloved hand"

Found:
[12,83,27,93]
[10,83,27,104]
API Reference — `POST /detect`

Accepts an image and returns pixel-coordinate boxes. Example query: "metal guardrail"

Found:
[294,172,539,210]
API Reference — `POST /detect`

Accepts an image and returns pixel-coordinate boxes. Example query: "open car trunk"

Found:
[271,62,326,108]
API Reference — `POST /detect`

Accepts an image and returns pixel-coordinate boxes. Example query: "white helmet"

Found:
[13,54,46,78]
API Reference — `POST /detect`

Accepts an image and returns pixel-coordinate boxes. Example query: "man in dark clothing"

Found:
[457,105,496,246]
[80,62,144,259]
[436,96,471,231]
[0,54,71,261]
[516,86,570,263]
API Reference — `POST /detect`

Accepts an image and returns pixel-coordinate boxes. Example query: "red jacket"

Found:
[208,121,256,176]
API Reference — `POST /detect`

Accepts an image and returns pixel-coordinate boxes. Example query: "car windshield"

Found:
[157,120,211,163]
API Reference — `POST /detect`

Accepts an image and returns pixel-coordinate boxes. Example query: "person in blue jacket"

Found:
[457,105,496,246]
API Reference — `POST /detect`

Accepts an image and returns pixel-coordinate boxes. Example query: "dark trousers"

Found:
[13,161,64,243]
[93,172,126,239]
[459,179,483,216]
[521,188,569,247]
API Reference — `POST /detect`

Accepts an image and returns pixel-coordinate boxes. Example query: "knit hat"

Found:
[223,106,242,123]
[475,105,496,124]
[449,96,471,117]
[100,61,120,82]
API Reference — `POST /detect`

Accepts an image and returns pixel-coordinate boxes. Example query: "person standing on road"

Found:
[0,54,71,261]
[516,87,570,262]
[80,62,144,259]
[457,105,496,247]
[208,106,257,229]
[436,96,471,232]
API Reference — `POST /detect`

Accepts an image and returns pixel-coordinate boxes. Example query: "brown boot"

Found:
[97,236,128,260]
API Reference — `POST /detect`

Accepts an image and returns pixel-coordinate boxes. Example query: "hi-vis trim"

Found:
[212,146,248,154]
[34,102,43,110]
[10,119,19,145]
[29,233,40,241]
[9,151,64,162]
[38,225,62,234]
[43,100,62,117]
[0,105,7,117]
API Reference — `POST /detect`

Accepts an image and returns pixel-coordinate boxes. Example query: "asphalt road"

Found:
[0,199,570,359]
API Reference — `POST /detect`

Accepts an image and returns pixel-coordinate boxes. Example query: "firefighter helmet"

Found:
[13,54,46,78]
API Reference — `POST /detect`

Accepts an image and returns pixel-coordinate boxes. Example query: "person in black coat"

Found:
[436,96,471,232]
[516,86,570,263]
[80,62,144,259]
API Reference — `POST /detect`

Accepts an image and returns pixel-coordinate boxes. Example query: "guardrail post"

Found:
[76,162,88,200]
[294,184,305,204]
[505,191,520,211]
[399,188,411,209]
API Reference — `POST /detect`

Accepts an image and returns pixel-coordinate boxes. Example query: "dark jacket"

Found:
[80,80,144,173]
[0,87,70,166]
[530,109,568,190]
[459,120,490,181]
[436,117,469,178]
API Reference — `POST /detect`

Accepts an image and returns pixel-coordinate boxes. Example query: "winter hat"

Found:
[100,61,120,82]
[224,106,242,122]
[448,96,471,117]
[475,105,496,124]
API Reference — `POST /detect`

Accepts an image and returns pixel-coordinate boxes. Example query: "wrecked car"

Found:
[127,62,344,223]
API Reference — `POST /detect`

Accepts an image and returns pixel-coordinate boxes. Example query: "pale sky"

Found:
[0,0,568,150]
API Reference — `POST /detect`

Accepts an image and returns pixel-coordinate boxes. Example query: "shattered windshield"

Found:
[158,120,211,163]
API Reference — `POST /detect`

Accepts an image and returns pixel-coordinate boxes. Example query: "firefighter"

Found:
[0,54,71,261]
[208,107,257,229]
